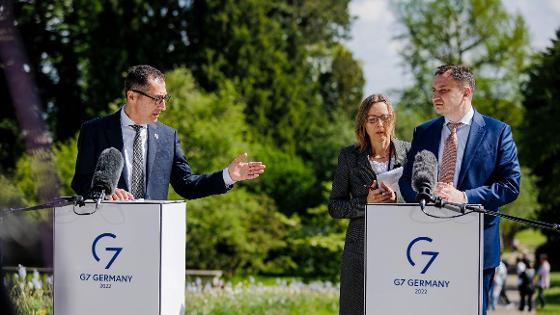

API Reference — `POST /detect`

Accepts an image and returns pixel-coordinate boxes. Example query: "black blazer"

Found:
[328,139,410,315]
[329,140,410,219]
[71,109,229,200]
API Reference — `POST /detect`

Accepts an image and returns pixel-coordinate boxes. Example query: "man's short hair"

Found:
[435,64,475,92]
[124,65,165,94]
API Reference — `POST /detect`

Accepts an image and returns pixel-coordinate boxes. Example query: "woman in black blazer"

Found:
[329,94,410,315]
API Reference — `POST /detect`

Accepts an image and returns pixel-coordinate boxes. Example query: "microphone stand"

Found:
[424,197,560,232]
[0,196,85,218]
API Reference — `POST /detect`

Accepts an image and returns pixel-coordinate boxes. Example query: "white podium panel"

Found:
[54,201,186,315]
[365,204,483,315]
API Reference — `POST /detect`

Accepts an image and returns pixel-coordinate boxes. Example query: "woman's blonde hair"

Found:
[354,94,396,152]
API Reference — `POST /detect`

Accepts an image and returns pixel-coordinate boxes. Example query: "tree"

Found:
[318,44,365,119]
[519,29,560,257]
[185,0,356,152]
[392,0,530,130]
[184,0,361,214]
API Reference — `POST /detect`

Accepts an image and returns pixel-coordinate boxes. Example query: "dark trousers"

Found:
[519,287,535,311]
[482,268,495,315]
[537,286,546,308]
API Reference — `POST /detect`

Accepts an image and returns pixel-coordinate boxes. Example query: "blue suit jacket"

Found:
[399,110,521,269]
[71,109,229,200]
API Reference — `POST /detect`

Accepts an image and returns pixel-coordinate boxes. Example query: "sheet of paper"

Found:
[376,166,403,191]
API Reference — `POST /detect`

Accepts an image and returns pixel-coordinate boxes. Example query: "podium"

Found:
[53,200,186,315]
[365,204,483,315]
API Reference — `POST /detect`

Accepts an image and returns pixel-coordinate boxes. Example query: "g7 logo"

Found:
[92,233,123,269]
[406,236,439,274]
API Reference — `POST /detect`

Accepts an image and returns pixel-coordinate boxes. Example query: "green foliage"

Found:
[5,266,53,315]
[187,0,317,151]
[318,44,365,119]
[163,69,250,172]
[519,29,560,248]
[285,202,347,279]
[12,149,60,206]
[186,0,358,154]
[249,144,316,215]
[0,175,25,209]
[9,137,77,207]
[161,69,289,274]
[500,167,540,250]
[52,137,79,196]
[392,0,530,128]
[179,188,288,274]
[394,106,433,142]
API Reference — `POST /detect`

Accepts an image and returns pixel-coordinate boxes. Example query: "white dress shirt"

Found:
[437,106,475,188]
[120,108,148,190]
[120,107,234,193]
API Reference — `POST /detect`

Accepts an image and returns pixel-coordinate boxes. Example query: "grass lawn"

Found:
[538,272,560,315]
[515,229,547,251]
[186,280,338,315]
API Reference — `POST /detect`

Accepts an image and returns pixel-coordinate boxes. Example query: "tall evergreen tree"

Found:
[520,29,560,253]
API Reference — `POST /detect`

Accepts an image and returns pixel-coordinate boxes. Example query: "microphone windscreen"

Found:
[411,150,437,192]
[90,147,124,197]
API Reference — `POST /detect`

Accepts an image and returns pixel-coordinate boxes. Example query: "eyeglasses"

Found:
[131,89,171,105]
[366,114,392,124]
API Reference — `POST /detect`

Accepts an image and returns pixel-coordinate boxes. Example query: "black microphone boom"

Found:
[409,150,560,232]
[89,147,124,206]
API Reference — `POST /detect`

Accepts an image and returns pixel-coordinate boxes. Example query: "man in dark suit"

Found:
[72,65,265,200]
[399,64,521,315]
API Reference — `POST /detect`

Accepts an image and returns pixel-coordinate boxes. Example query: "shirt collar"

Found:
[444,106,474,126]
[120,106,147,128]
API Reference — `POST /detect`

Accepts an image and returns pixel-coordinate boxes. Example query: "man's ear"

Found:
[463,85,473,98]
[126,90,135,102]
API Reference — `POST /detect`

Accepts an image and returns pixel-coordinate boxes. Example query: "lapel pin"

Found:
[154,133,159,140]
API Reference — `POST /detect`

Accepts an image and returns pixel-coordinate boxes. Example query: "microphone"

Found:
[89,147,124,208]
[411,150,438,209]
[411,150,467,214]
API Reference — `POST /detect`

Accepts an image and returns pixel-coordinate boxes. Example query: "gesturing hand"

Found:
[228,153,266,182]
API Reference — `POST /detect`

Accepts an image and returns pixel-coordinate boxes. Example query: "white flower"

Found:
[17,264,27,279]
[32,278,42,290]
[31,270,42,289]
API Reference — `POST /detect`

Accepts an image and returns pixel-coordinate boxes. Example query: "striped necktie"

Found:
[130,125,145,198]
[439,122,462,184]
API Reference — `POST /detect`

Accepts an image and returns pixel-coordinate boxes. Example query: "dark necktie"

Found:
[439,122,462,184]
[130,125,145,198]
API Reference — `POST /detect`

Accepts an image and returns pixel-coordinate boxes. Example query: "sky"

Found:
[345,0,560,100]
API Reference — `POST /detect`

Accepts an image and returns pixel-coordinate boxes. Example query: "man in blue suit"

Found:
[399,64,520,314]
[72,65,265,200]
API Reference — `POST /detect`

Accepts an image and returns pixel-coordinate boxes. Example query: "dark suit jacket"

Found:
[71,109,229,200]
[329,139,410,315]
[399,109,521,269]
